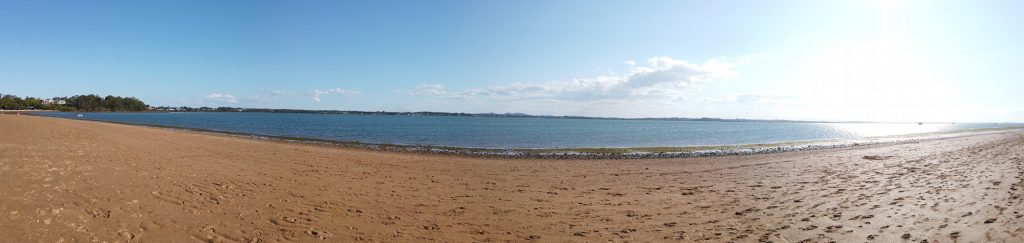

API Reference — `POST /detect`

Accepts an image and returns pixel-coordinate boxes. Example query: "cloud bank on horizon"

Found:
[307,88,361,102]
[406,56,735,103]
[1,0,1022,122]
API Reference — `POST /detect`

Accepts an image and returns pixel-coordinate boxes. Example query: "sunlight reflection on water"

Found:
[827,123,951,137]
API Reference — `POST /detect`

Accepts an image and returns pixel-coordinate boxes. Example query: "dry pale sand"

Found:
[2,115,1024,242]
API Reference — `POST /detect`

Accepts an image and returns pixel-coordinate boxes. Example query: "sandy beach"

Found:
[2,114,1024,242]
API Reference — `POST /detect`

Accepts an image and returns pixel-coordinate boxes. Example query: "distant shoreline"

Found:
[22,112,1024,159]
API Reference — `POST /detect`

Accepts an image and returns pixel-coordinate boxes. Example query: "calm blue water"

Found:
[35,112,1022,149]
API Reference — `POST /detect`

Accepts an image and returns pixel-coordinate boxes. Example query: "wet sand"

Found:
[2,114,1023,242]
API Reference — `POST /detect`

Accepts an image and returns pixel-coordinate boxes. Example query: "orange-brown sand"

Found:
[2,114,1023,242]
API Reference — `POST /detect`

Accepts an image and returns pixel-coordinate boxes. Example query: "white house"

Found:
[42,99,67,105]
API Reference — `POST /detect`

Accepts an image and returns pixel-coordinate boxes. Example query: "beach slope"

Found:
[1,115,1023,242]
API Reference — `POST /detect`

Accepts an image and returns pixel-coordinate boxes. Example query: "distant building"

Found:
[42,99,66,105]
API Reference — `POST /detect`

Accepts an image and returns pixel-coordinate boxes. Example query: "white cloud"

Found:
[242,90,288,104]
[704,94,801,105]
[308,88,360,102]
[396,56,741,117]
[204,93,238,103]
[410,84,447,96]
[409,56,736,103]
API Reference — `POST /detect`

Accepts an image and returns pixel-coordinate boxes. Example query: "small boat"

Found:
[77,114,84,117]
[917,122,923,125]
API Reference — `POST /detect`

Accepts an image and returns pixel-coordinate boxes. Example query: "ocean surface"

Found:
[36,112,1022,149]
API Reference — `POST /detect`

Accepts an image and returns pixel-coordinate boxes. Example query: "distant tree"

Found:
[0,93,149,111]
[66,94,102,111]
[23,97,43,110]
[103,95,118,111]
[0,94,25,110]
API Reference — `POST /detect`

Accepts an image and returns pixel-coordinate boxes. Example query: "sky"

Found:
[1,0,1022,122]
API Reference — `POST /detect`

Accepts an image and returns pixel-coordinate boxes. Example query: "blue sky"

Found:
[1,0,1022,122]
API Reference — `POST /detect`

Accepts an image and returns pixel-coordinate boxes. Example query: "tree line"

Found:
[0,93,149,111]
